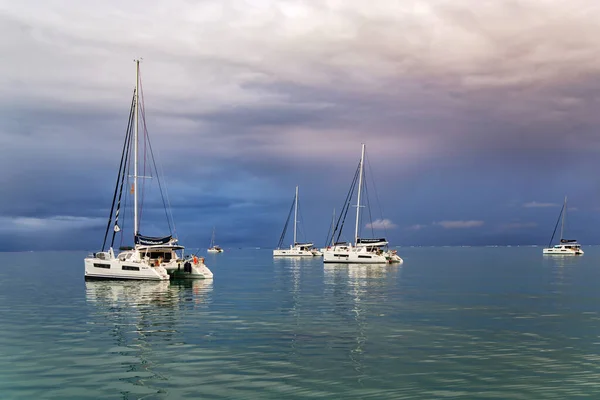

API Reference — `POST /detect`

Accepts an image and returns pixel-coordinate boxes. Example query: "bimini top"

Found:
[356,238,389,247]
[135,234,173,246]
[560,239,578,243]
[294,242,314,247]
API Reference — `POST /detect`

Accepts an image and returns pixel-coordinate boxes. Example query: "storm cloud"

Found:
[1,0,600,250]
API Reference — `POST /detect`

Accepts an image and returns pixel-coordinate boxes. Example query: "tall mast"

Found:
[294,186,298,245]
[354,144,365,246]
[133,59,140,236]
[560,196,567,241]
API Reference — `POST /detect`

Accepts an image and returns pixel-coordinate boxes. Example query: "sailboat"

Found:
[542,196,583,255]
[84,60,214,280]
[207,227,224,253]
[273,186,322,257]
[323,144,403,264]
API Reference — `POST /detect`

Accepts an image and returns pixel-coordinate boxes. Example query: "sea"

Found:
[1,246,600,399]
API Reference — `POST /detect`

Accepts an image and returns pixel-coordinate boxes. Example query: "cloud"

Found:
[365,218,397,230]
[1,1,600,250]
[435,220,484,229]
[407,224,428,231]
[522,202,559,208]
[0,216,105,233]
[500,222,538,230]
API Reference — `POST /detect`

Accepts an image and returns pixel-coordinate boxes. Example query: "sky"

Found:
[2,0,600,251]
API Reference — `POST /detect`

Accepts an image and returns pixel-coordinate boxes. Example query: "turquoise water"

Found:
[1,247,600,399]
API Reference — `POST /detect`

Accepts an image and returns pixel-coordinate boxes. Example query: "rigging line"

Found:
[334,161,360,244]
[299,201,308,244]
[363,175,374,239]
[323,209,333,247]
[117,133,133,249]
[138,76,147,227]
[334,161,361,244]
[102,89,135,251]
[547,202,565,248]
[277,195,296,248]
[112,112,134,248]
[365,150,388,239]
[139,76,175,236]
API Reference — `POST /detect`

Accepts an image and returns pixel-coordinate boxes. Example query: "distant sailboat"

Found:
[207,227,224,253]
[323,144,402,264]
[542,196,583,255]
[84,61,213,280]
[273,186,322,257]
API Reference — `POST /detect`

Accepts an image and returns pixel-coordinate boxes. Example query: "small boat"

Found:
[273,186,322,257]
[323,144,402,264]
[84,61,213,280]
[207,227,224,253]
[543,196,583,256]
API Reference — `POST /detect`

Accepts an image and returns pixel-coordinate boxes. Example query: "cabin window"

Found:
[122,265,139,271]
[94,263,110,269]
[149,252,172,261]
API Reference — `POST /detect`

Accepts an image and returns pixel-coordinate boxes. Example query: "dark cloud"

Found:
[2,1,600,250]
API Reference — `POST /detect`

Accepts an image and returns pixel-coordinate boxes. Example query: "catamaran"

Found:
[84,60,213,280]
[323,144,402,264]
[273,186,322,257]
[207,227,224,253]
[542,196,583,255]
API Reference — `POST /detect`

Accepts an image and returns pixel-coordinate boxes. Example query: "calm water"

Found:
[1,247,600,399]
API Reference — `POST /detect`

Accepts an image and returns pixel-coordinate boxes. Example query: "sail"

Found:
[135,234,172,246]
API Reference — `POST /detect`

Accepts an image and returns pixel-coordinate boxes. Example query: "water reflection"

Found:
[323,263,402,382]
[84,280,213,397]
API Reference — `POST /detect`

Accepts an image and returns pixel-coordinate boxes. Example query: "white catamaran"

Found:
[84,60,213,280]
[207,227,224,253]
[542,196,583,256]
[273,186,322,257]
[323,144,402,264]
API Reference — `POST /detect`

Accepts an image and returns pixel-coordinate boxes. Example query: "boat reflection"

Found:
[84,279,214,395]
[323,263,401,381]
[85,279,213,307]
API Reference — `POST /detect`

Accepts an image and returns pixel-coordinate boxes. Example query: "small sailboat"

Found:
[542,196,583,255]
[207,227,224,253]
[273,186,322,257]
[323,144,402,264]
[84,60,213,280]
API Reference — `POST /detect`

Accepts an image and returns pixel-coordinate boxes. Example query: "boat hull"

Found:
[84,257,169,281]
[542,248,584,255]
[323,250,388,264]
[273,249,315,257]
[164,260,214,279]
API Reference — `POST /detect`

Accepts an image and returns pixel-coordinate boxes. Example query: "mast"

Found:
[211,227,215,247]
[354,144,365,246]
[294,186,298,245]
[133,59,140,236]
[560,196,567,241]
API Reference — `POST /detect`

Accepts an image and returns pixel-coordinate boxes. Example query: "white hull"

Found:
[207,248,223,253]
[273,248,316,257]
[167,263,214,279]
[84,257,169,280]
[323,248,388,264]
[542,247,583,255]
